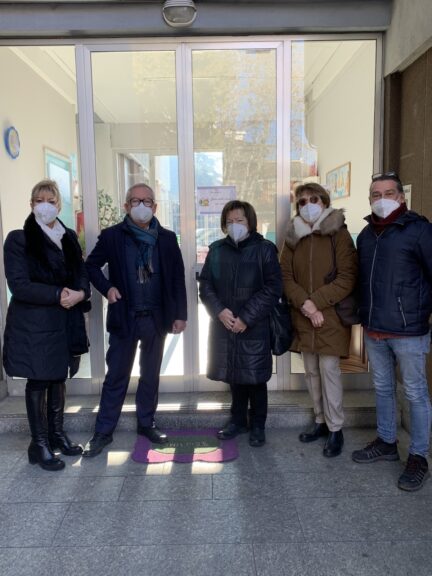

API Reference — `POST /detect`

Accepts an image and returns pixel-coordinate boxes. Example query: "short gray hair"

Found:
[125,183,155,203]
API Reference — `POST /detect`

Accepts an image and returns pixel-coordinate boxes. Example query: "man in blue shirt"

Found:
[83,183,187,457]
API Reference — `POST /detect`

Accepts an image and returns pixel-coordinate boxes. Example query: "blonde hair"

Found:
[31,179,61,206]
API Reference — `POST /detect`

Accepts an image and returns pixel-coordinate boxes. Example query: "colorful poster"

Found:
[196,186,236,215]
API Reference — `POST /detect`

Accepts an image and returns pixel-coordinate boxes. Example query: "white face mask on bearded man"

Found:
[371,198,400,219]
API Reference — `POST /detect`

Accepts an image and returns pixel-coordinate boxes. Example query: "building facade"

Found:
[0,0,430,398]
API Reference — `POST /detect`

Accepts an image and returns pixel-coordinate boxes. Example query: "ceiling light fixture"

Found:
[162,0,197,28]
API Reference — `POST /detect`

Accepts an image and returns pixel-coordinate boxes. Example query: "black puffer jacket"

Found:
[199,232,282,385]
[358,210,432,335]
[3,214,90,380]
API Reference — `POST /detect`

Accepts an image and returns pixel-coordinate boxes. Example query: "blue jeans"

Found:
[364,332,432,457]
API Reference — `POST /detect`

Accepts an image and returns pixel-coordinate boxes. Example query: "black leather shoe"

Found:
[249,427,266,447]
[323,430,344,457]
[82,432,113,458]
[299,422,329,443]
[217,422,248,440]
[137,424,168,444]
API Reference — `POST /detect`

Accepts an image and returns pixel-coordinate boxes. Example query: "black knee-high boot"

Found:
[47,381,82,456]
[26,386,65,471]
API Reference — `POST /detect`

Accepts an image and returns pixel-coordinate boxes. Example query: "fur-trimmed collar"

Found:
[284,207,346,249]
[24,213,82,275]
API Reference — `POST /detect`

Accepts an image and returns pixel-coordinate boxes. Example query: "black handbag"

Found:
[258,245,294,355]
[270,297,294,356]
[324,235,360,327]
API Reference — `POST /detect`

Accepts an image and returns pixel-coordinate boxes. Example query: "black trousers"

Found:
[95,314,166,435]
[27,379,65,391]
[230,382,268,429]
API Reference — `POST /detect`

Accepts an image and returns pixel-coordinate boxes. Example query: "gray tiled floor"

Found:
[0,428,430,576]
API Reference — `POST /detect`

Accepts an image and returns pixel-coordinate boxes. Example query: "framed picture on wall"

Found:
[44,148,74,229]
[326,162,351,201]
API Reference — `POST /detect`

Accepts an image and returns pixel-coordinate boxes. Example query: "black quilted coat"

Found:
[199,232,282,385]
[3,213,90,380]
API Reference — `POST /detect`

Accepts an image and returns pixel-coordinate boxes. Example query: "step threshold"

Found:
[0,390,380,433]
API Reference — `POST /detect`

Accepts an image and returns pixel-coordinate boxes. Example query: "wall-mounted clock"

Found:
[4,126,20,159]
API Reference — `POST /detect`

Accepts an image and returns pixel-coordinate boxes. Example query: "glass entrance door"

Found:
[90,48,190,392]
[88,43,281,392]
[190,47,279,390]
[80,36,378,395]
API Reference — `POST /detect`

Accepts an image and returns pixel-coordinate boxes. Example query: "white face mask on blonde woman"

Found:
[33,202,59,225]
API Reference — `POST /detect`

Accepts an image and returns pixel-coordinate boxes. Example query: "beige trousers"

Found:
[302,352,344,431]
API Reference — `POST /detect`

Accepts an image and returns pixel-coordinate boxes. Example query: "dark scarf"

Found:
[24,213,83,286]
[370,202,407,235]
[125,215,158,283]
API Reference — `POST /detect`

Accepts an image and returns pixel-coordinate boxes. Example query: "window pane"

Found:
[290,40,376,375]
[91,51,183,377]
[191,48,277,374]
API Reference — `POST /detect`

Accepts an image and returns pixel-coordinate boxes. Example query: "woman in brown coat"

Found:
[280,183,357,457]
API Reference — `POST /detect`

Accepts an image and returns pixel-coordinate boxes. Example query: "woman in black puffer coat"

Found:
[3,179,91,471]
[199,201,282,447]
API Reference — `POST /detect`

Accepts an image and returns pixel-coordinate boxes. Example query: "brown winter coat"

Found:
[280,208,358,357]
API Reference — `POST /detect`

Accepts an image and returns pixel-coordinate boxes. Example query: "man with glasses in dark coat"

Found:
[83,183,187,457]
[352,172,432,491]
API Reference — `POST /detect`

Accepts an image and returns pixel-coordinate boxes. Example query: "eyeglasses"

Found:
[129,198,154,208]
[298,195,320,208]
[371,171,401,182]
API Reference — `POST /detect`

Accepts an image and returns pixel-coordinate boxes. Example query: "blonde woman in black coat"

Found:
[3,179,90,471]
[199,201,282,447]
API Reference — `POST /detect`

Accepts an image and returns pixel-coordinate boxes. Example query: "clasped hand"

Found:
[60,288,85,309]
[301,298,324,328]
[218,308,247,333]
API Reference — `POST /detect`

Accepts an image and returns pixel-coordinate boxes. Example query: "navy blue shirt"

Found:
[125,235,162,312]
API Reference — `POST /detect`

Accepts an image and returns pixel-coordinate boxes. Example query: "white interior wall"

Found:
[0,47,77,237]
[306,42,376,236]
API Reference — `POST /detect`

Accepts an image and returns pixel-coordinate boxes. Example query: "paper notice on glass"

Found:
[403,184,411,210]
[197,186,236,215]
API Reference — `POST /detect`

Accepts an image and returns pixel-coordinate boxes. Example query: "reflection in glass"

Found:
[191,49,277,374]
[91,51,184,376]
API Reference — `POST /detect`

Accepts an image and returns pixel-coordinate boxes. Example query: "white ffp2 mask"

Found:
[227,223,249,243]
[33,202,59,225]
[299,203,323,224]
[371,198,400,219]
[130,204,153,224]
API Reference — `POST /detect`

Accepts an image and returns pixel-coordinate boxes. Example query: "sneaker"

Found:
[398,454,430,492]
[352,437,400,463]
